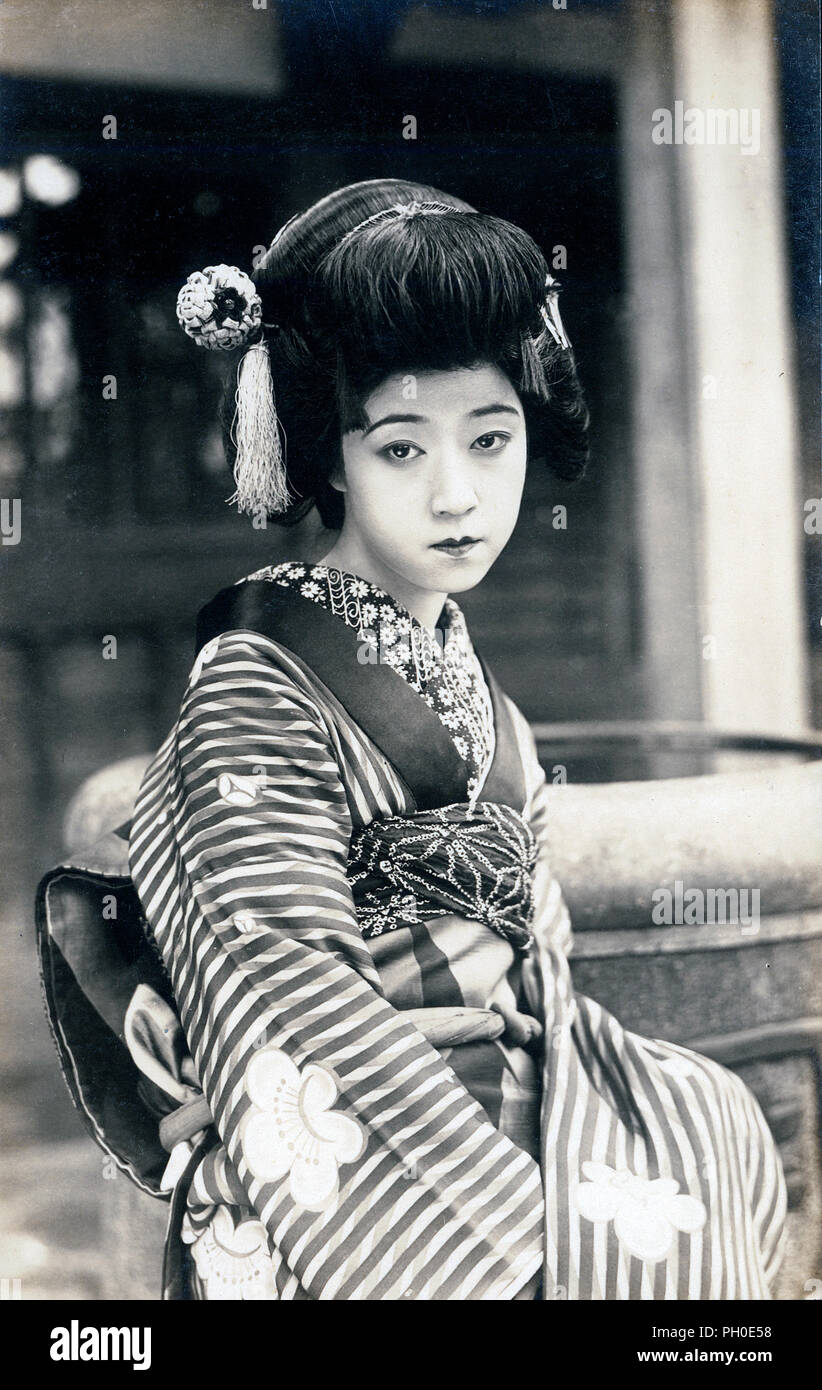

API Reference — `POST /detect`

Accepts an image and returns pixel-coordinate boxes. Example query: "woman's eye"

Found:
[472,432,510,452]
[381,442,422,462]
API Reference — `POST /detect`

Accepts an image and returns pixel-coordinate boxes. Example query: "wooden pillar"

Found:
[620,1,705,724]
[672,0,808,731]
[624,0,808,731]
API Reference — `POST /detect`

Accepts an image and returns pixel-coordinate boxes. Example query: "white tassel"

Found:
[227,341,290,517]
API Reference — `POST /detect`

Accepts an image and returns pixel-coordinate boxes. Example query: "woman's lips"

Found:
[430,538,482,557]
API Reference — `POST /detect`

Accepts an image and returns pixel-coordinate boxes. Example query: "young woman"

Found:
[42,179,787,1300]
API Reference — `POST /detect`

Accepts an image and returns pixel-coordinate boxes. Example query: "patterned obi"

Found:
[346,800,538,954]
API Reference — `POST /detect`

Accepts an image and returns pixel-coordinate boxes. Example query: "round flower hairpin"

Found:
[176,263,263,352]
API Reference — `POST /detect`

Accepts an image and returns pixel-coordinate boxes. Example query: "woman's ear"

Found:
[328,451,347,493]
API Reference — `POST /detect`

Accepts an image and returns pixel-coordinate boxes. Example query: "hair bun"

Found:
[176,264,262,352]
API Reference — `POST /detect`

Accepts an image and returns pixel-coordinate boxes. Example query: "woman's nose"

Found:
[430,456,478,518]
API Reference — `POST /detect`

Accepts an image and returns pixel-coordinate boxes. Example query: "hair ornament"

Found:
[227,340,291,517]
[337,199,457,246]
[176,264,263,352]
[539,274,570,351]
[386,199,456,219]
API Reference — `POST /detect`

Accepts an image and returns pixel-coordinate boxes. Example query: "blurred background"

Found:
[0,0,819,1298]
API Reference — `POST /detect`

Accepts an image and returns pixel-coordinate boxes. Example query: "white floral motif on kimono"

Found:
[240,1046,366,1211]
[189,636,222,685]
[184,1207,277,1301]
[656,1051,699,1080]
[217,772,263,807]
[573,1162,707,1262]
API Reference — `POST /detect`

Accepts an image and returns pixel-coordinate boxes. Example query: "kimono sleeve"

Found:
[129,630,544,1301]
[505,695,574,961]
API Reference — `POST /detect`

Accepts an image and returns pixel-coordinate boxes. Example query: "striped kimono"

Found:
[126,562,786,1300]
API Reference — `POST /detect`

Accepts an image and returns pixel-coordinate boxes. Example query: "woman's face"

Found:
[333,363,527,612]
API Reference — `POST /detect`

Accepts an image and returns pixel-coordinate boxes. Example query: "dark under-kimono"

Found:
[39,561,787,1300]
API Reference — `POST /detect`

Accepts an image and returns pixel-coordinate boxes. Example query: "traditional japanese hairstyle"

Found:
[175,178,588,526]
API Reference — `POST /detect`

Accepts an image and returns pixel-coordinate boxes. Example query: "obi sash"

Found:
[348,802,536,953]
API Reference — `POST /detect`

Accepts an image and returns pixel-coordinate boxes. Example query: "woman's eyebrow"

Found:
[362,413,427,437]
[468,403,521,419]
[362,402,521,437]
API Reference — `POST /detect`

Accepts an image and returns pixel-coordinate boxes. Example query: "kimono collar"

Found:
[246,561,466,690]
[196,574,526,813]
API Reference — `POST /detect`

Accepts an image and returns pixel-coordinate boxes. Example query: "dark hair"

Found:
[222,178,589,528]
